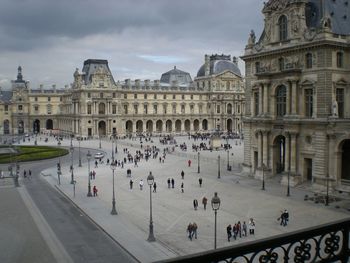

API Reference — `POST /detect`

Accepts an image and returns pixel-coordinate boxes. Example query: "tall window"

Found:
[153,105,158,114]
[199,105,203,114]
[172,105,176,114]
[154,94,157,99]
[124,105,128,114]
[87,104,92,114]
[134,105,138,114]
[337,52,344,68]
[98,103,105,114]
[112,105,117,114]
[181,105,185,114]
[163,105,167,114]
[216,105,221,114]
[305,89,313,118]
[100,93,103,99]
[144,94,147,99]
[48,97,51,102]
[190,105,194,113]
[47,105,52,114]
[18,105,23,111]
[112,92,116,98]
[254,92,259,116]
[227,104,232,114]
[255,62,260,73]
[4,105,8,111]
[336,88,344,118]
[144,105,148,114]
[276,85,287,117]
[279,15,288,41]
[305,53,313,69]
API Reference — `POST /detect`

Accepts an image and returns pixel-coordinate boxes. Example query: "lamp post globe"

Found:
[110,161,117,215]
[211,192,221,250]
[87,151,92,197]
[147,172,156,242]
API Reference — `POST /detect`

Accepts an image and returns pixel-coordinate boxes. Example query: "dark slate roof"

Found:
[82,59,115,84]
[197,55,241,77]
[160,66,192,84]
[0,90,13,103]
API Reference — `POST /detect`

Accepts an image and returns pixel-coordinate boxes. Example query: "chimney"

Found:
[40,84,43,92]
[232,56,238,66]
[205,54,210,76]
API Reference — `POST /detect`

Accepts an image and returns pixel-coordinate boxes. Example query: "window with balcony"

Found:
[276,85,287,118]
[305,89,313,118]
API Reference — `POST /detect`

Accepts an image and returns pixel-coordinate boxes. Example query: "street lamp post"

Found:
[325,173,330,206]
[287,167,291,197]
[227,150,230,171]
[147,172,156,242]
[262,163,266,191]
[87,151,92,197]
[110,161,117,214]
[70,144,74,184]
[211,192,221,250]
[34,131,37,145]
[218,155,221,178]
[78,138,82,167]
[99,135,101,149]
[197,152,200,174]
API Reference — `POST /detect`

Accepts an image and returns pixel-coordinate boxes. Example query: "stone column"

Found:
[262,131,269,167]
[285,132,290,171]
[263,83,269,115]
[259,85,263,115]
[286,83,291,115]
[291,81,297,115]
[290,133,297,174]
[132,121,136,134]
[258,131,263,168]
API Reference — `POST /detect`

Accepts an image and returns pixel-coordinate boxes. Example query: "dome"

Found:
[197,54,241,78]
[160,66,192,84]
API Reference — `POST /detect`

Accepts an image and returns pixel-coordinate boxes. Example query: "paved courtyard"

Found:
[18,135,350,262]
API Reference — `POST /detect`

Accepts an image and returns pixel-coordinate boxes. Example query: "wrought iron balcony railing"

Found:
[156,218,350,263]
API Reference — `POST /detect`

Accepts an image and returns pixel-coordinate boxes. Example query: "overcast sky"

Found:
[0,0,265,90]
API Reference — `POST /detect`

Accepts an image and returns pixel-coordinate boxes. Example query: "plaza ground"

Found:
[16,135,350,262]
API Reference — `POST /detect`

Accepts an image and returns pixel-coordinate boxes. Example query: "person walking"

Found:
[226,224,232,242]
[232,223,238,240]
[171,178,175,188]
[153,182,157,193]
[237,221,242,238]
[202,196,207,210]
[139,179,144,190]
[95,160,98,168]
[93,186,98,196]
[248,218,255,235]
[181,170,185,180]
[193,199,198,210]
[181,182,184,193]
[192,222,198,239]
[242,221,247,237]
[167,178,171,188]
[198,177,202,187]
[187,223,193,241]
[28,170,32,178]
[129,179,133,189]
[284,209,289,226]
[188,159,192,167]
[23,170,27,178]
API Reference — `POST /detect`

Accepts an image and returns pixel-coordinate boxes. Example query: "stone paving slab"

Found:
[18,136,350,262]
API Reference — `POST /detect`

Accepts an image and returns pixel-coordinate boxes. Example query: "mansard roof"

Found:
[160,66,192,85]
[0,90,13,103]
[82,59,115,84]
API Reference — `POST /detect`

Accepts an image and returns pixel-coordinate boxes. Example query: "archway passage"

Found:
[184,120,191,132]
[136,120,143,133]
[341,140,350,182]
[166,120,172,132]
[4,120,10,135]
[175,120,181,132]
[33,119,40,133]
[273,135,286,174]
[146,120,153,133]
[202,119,208,131]
[18,120,24,134]
[98,121,107,136]
[227,119,232,132]
[156,120,163,133]
[126,120,133,134]
[193,119,199,132]
[46,119,53,130]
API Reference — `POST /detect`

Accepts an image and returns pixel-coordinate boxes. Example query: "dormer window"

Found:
[278,15,288,41]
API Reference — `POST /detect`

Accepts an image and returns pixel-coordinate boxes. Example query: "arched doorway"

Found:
[156,120,163,133]
[184,120,191,132]
[126,120,133,134]
[341,140,350,182]
[202,119,208,131]
[136,120,143,133]
[46,119,53,130]
[18,120,24,134]
[33,119,40,133]
[166,120,172,132]
[175,120,181,132]
[273,135,286,174]
[193,119,199,131]
[227,119,233,132]
[4,120,10,135]
[98,121,106,136]
[146,120,153,133]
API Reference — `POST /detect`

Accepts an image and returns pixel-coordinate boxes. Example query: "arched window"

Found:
[305,53,313,69]
[276,85,287,117]
[279,15,288,41]
[337,52,344,68]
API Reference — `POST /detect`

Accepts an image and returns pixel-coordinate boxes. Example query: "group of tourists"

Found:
[226,218,256,242]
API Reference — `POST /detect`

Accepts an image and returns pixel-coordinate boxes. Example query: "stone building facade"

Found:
[0,55,245,139]
[241,0,350,190]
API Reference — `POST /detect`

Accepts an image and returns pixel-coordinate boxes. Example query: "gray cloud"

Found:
[0,0,265,89]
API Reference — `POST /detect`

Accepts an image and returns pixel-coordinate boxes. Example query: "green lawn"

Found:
[0,146,69,163]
